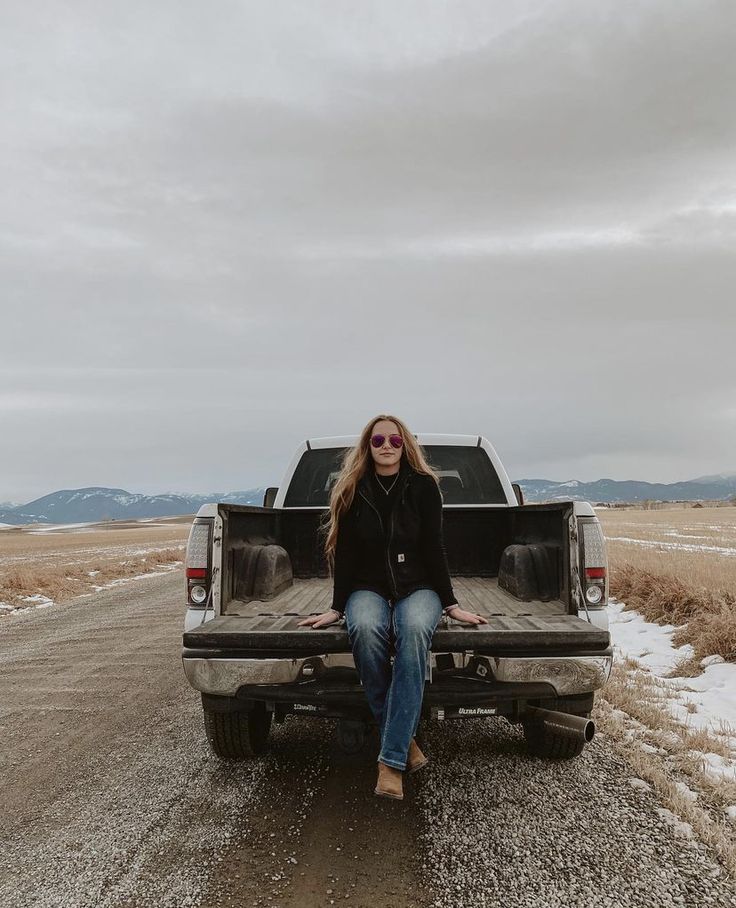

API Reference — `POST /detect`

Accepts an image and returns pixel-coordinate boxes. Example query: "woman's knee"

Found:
[344,589,392,639]
[393,589,442,641]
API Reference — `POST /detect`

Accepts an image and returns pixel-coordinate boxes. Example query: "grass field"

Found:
[0,519,191,615]
[598,507,736,664]
[598,506,736,591]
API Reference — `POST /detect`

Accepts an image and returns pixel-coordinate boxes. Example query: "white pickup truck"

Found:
[181,434,612,761]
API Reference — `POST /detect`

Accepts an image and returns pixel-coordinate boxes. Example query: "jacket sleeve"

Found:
[418,476,458,612]
[330,511,356,616]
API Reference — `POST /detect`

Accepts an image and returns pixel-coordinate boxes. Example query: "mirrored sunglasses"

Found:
[371,433,403,449]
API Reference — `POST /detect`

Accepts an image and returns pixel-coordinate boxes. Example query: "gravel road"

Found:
[1,573,734,908]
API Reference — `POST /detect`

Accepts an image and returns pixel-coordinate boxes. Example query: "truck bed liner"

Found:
[184,577,609,654]
[222,576,566,618]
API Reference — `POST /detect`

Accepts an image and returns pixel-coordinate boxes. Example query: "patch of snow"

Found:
[21,594,55,607]
[28,522,97,534]
[605,536,736,557]
[609,599,695,674]
[7,594,57,616]
[652,730,683,749]
[693,524,736,531]
[725,806,736,825]
[691,752,736,784]
[655,808,694,838]
[661,531,726,541]
[609,598,736,781]
[701,655,725,667]
[89,564,181,593]
[674,781,698,802]
[666,663,736,730]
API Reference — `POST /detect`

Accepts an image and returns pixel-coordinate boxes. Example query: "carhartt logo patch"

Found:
[397,553,405,562]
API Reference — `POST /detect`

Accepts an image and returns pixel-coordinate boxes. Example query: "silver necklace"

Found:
[375,470,400,495]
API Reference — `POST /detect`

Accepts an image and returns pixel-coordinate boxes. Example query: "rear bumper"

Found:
[181,649,612,699]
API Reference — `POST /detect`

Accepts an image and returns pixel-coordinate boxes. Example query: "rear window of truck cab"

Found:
[283,446,507,507]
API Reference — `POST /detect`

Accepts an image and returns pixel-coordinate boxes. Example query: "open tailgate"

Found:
[183,612,610,656]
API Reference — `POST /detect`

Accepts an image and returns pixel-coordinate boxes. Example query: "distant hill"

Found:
[689,471,736,487]
[0,487,267,526]
[516,473,736,504]
[1,471,735,525]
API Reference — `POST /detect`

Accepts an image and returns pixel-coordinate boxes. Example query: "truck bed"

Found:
[184,577,609,655]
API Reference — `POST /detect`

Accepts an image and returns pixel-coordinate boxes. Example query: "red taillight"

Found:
[185,520,213,607]
[579,518,608,607]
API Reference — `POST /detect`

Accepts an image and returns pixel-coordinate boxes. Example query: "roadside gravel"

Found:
[1,571,734,907]
[415,720,735,908]
[0,572,423,908]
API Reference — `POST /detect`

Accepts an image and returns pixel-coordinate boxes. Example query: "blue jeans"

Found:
[344,588,443,770]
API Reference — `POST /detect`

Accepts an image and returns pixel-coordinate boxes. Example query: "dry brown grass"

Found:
[599,506,736,592]
[597,663,736,874]
[0,524,189,613]
[598,507,736,663]
[609,564,736,662]
[0,523,190,565]
[667,655,706,678]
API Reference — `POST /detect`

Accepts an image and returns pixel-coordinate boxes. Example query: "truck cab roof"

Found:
[305,433,486,449]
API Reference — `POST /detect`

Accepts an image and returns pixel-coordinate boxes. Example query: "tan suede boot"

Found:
[374,761,404,799]
[406,738,429,774]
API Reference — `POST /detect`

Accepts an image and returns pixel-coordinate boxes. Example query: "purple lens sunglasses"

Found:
[370,433,403,449]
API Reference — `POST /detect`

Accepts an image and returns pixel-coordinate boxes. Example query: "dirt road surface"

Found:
[1,573,734,908]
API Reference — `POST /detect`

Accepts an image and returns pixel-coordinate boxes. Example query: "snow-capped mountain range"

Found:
[516,473,736,504]
[0,473,734,526]
[0,487,266,526]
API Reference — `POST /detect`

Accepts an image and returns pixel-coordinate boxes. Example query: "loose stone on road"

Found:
[0,572,733,907]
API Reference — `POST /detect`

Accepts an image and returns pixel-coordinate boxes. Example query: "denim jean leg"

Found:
[378,589,442,770]
[344,590,393,730]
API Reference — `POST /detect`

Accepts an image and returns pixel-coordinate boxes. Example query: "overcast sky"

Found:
[2,1,735,502]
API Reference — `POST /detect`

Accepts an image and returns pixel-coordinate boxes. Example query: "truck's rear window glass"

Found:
[283,446,507,507]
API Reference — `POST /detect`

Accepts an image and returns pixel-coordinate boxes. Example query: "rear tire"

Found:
[203,703,272,759]
[522,695,593,761]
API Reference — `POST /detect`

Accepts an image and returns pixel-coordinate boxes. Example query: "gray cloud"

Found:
[1,1,735,500]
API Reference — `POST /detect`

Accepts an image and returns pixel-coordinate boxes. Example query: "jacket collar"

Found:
[358,457,413,505]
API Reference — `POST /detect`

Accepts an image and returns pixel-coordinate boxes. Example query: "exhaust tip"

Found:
[527,706,596,744]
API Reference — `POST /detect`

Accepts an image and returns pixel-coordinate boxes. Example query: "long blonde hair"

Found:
[321,414,440,572]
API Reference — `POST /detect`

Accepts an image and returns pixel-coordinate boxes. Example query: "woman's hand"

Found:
[446,605,489,625]
[297,609,342,628]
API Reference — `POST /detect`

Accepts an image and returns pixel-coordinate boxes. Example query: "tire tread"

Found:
[203,706,271,759]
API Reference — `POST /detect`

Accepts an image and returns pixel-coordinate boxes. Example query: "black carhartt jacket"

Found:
[330,458,458,615]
